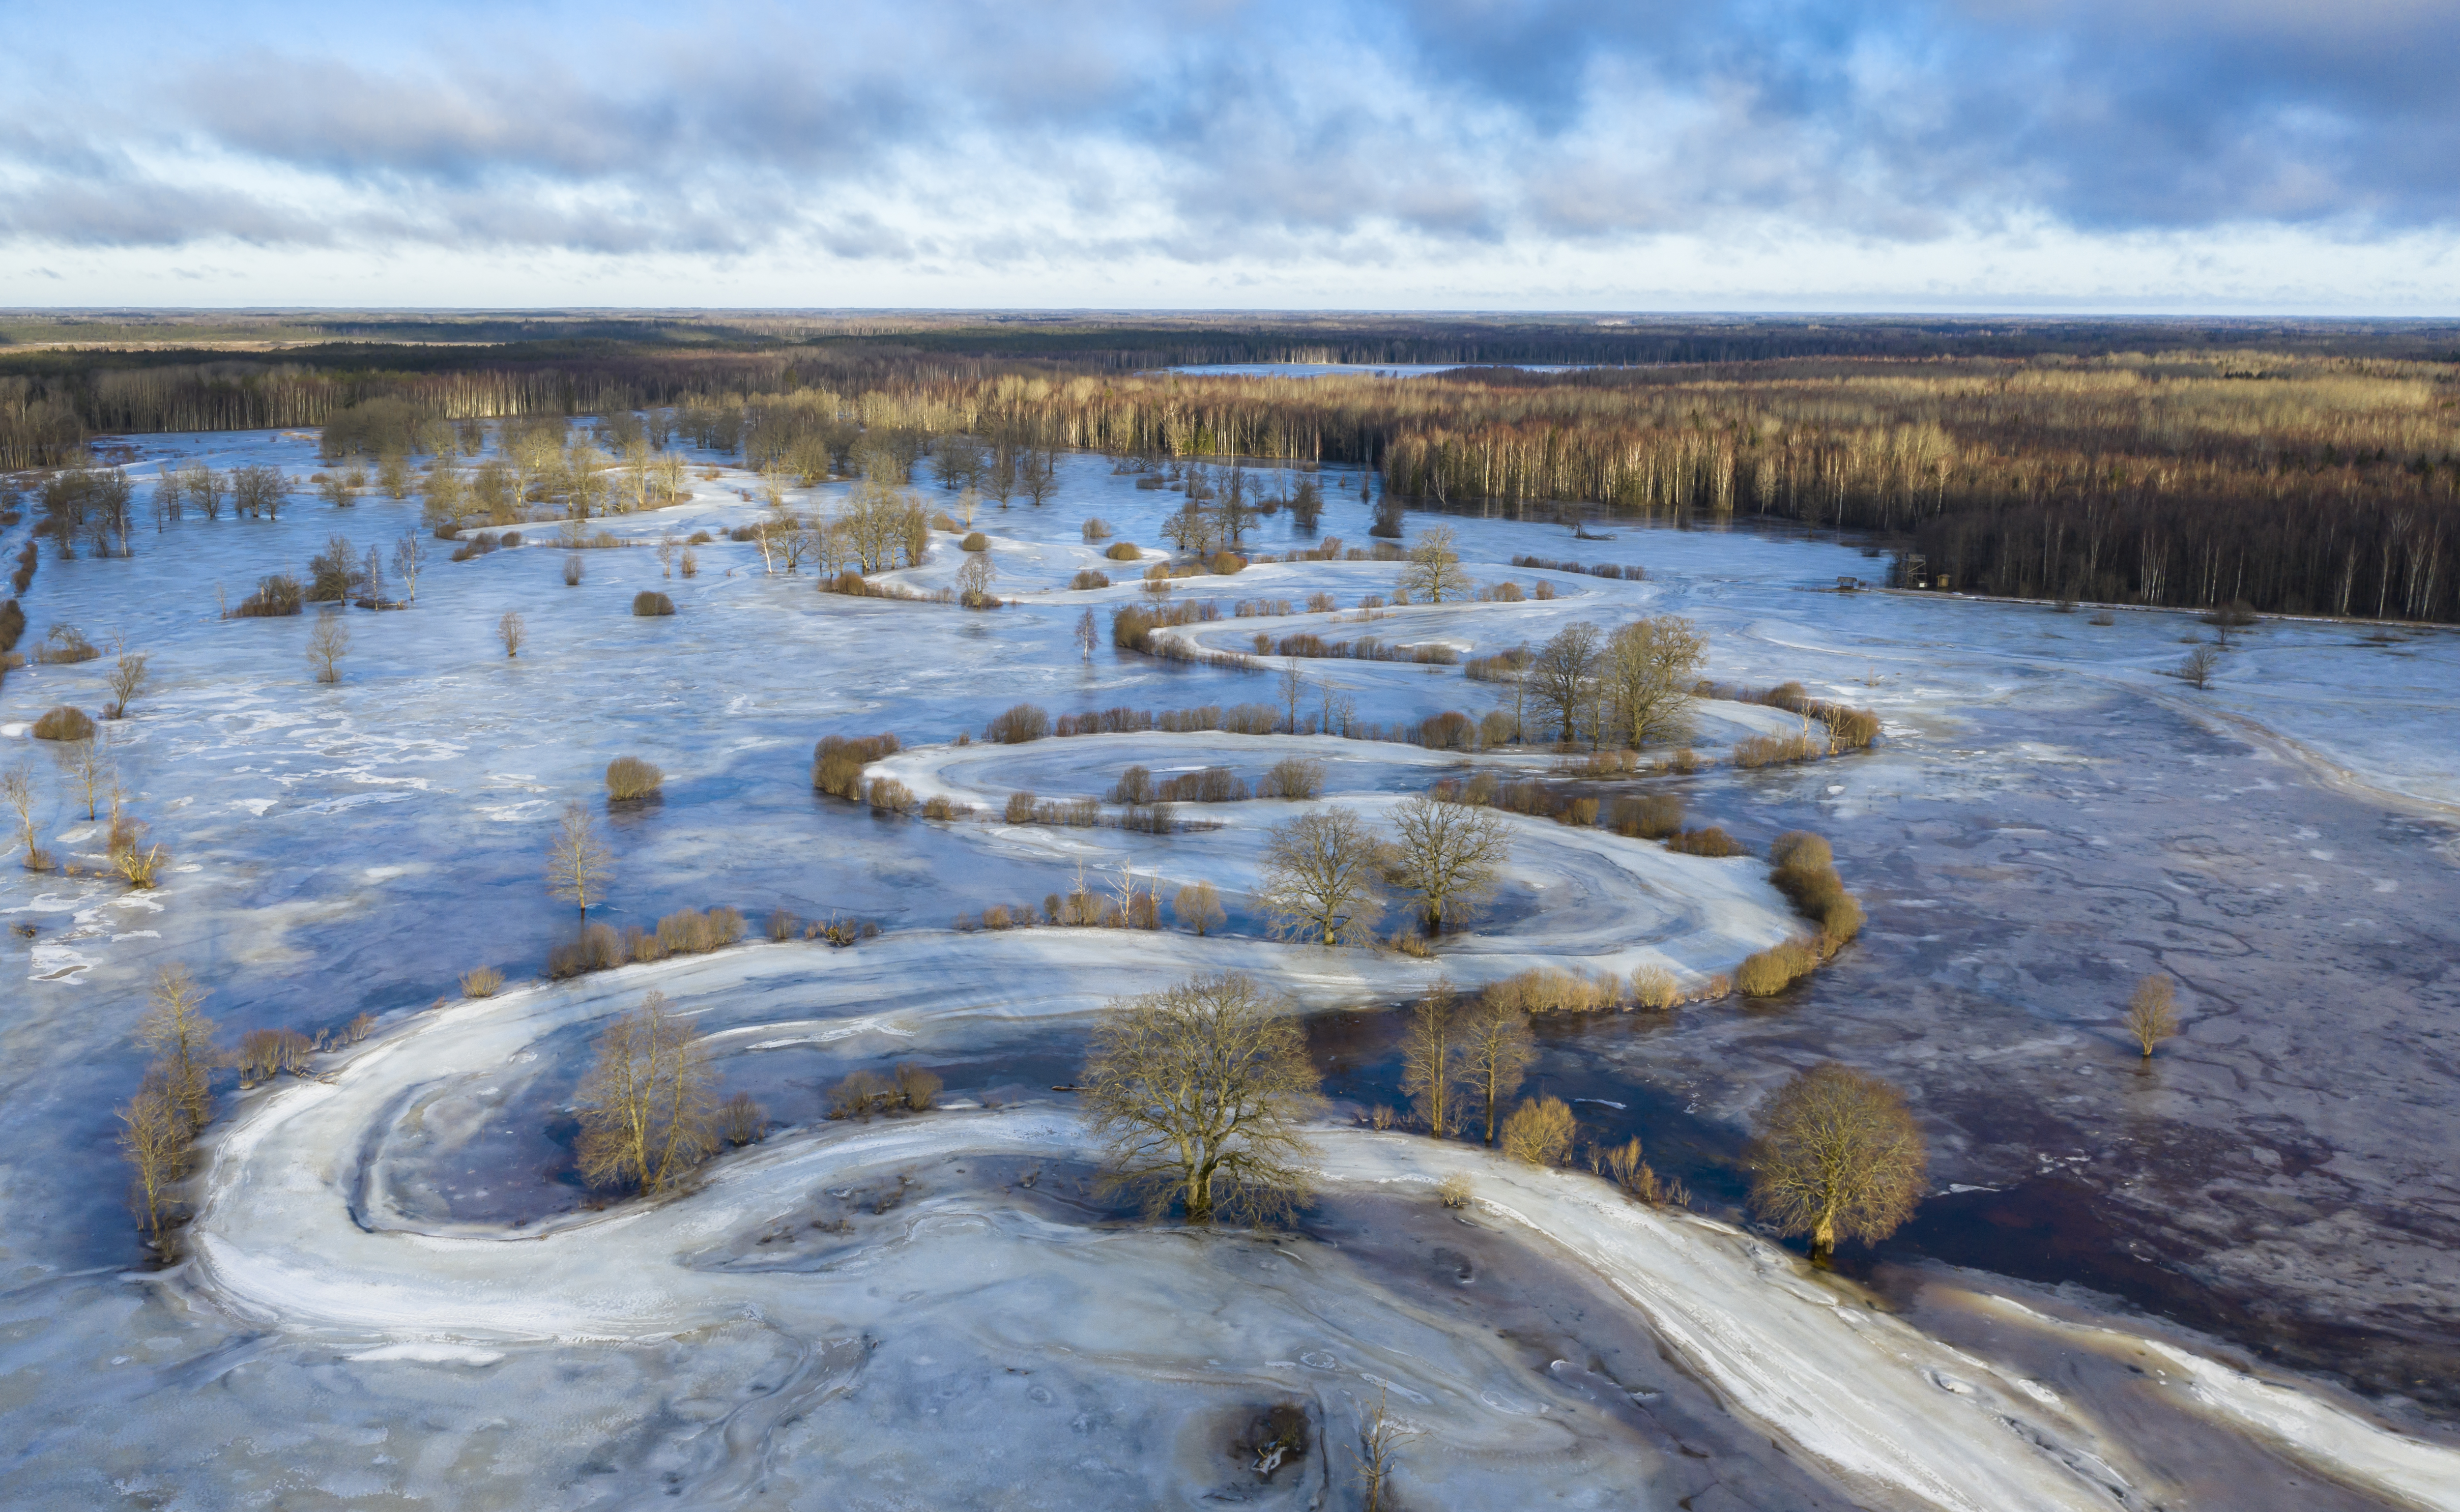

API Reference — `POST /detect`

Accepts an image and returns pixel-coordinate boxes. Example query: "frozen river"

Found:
[2,428,2456,1508]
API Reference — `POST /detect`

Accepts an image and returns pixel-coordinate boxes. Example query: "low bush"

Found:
[1630,966,1681,1011]
[1104,541,1143,561]
[632,590,676,617]
[961,532,990,552]
[1069,569,1111,590]
[827,1069,899,1120]
[31,705,94,742]
[867,776,915,815]
[1420,710,1476,749]
[1258,757,1324,799]
[232,574,304,617]
[0,599,22,652]
[1155,766,1248,803]
[1733,730,1825,768]
[986,703,1050,744]
[631,906,745,959]
[1665,826,1745,857]
[34,625,98,664]
[1501,1096,1576,1166]
[563,555,584,587]
[605,756,664,800]
[1484,967,1625,1015]
[811,732,902,798]
[766,908,798,941]
[895,1063,941,1111]
[547,923,626,978]
[1611,794,1684,838]
[922,795,968,820]
[1769,829,1862,952]
[1736,938,1820,997]
[1437,1173,1473,1208]
[1488,581,1524,602]
[1081,517,1112,541]
[1209,551,1246,574]
[720,1092,767,1146]
[1107,766,1153,804]
[1004,790,1037,823]
[461,965,505,998]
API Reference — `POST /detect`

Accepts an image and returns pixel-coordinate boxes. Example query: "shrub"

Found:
[1611,794,1684,838]
[895,1063,942,1111]
[1630,966,1681,1011]
[31,706,94,741]
[1489,581,1524,602]
[1501,1097,1576,1166]
[1209,551,1246,574]
[986,703,1050,743]
[1484,967,1624,1015]
[719,1092,767,1146]
[1081,517,1112,541]
[812,732,902,799]
[1004,790,1037,824]
[1736,938,1820,996]
[1258,758,1324,799]
[922,795,965,820]
[1666,826,1745,857]
[632,590,676,617]
[605,756,664,801]
[1108,766,1153,804]
[1437,1173,1473,1208]
[866,777,915,815]
[461,965,505,998]
[1560,797,1599,827]
[546,922,626,978]
[961,532,990,552]
[766,908,798,941]
[982,904,1015,929]
[1155,766,1249,803]
[827,1069,898,1120]
[233,574,304,617]
[563,555,583,587]
[652,906,745,956]
[1819,706,1882,751]
[1070,569,1111,590]
[34,625,98,664]
[1420,710,1476,749]
[1105,541,1143,561]
[1734,730,1825,768]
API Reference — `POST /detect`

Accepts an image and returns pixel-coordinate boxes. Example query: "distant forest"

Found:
[3,312,2455,622]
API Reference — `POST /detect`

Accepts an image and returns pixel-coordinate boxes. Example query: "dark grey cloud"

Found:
[1,0,2453,259]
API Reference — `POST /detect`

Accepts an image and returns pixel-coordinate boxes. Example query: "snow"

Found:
[3,424,2455,1506]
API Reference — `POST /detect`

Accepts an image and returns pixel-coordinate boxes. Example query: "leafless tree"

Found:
[1399,978,1466,1136]
[1080,973,1323,1225]
[1277,660,1307,732]
[135,963,217,1135]
[1388,793,1511,934]
[104,644,149,720]
[498,609,527,658]
[657,532,679,578]
[957,550,997,606]
[305,613,350,684]
[1747,1063,1928,1262]
[1462,995,1535,1145]
[1258,807,1385,946]
[2124,974,2181,1058]
[186,464,227,521]
[547,800,613,914]
[1529,622,1603,745]
[118,1079,190,1246]
[1397,525,1473,604]
[1,765,39,867]
[1352,1382,1421,1512]
[55,734,108,820]
[574,990,717,1196]
[1173,880,1226,935]
[1603,615,1706,748]
[1075,607,1099,663]
[390,531,426,603]
[2178,644,2220,689]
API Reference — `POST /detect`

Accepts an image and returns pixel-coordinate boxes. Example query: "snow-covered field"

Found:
[3,427,2456,1508]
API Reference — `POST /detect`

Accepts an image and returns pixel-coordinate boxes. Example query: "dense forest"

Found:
[3,315,2454,621]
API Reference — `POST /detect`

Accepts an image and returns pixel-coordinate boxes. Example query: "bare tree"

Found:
[547,800,613,914]
[2124,974,2181,1059]
[1462,995,1536,1146]
[1399,978,1466,1136]
[135,964,218,1135]
[187,464,227,521]
[1173,879,1226,936]
[1277,659,1306,732]
[1352,1382,1421,1512]
[106,645,149,719]
[1603,615,1706,748]
[390,531,426,603]
[498,609,527,659]
[574,991,717,1196]
[118,1079,190,1246]
[1397,525,1472,604]
[1258,807,1385,946]
[1747,1063,1928,1262]
[305,613,350,683]
[2178,644,2220,689]
[1080,973,1323,1225]
[55,734,108,820]
[1,765,40,867]
[1075,607,1099,663]
[1529,622,1603,745]
[658,532,678,578]
[956,550,997,606]
[1387,793,1511,934]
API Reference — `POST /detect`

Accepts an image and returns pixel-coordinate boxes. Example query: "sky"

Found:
[3,0,2456,313]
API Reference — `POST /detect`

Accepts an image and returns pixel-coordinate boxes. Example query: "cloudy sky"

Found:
[4,0,2455,311]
